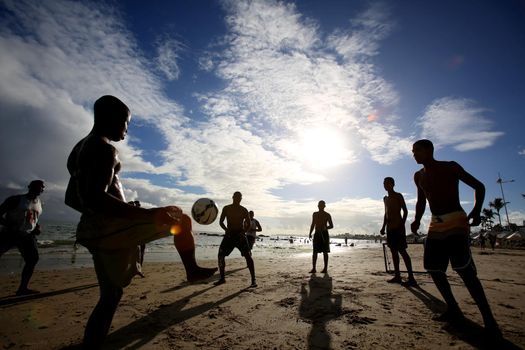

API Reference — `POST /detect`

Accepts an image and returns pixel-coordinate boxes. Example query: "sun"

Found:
[294,127,353,169]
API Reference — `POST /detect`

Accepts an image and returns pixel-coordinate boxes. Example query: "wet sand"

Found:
[0,245,524,349]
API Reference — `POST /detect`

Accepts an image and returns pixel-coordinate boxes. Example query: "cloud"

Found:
[155,37,184,81]
[0,0,444,233]
[417,97,504,151]
[519,149,525,156]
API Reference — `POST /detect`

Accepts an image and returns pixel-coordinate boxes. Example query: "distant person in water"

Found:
[246,210,262,250]
[380,177,417,286]
[0,180,45,296]
[215,191,256,287]
[309,200,334,273]
[65,95,216,349]
[411,139,500,336]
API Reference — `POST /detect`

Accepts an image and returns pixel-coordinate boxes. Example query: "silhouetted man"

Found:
[246,210,262,250]
[66,95,216,349]
[309,200,333,273]
[411,139,500,336]
[380,177,416,286]
[216,191,256,287]
[0,180,45,295]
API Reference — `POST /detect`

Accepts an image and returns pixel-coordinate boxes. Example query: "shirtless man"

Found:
[66,95,216,348]
[309,200,334,273]
[410,139,500,336]
[0,180,45,295]
[380,177,416,286]
[215,191,256,287]
[246,210,262,250]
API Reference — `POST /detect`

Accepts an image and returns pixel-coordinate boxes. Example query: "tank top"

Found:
[4,195,42,236]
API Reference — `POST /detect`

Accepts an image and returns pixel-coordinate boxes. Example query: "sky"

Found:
[1,0,524,235]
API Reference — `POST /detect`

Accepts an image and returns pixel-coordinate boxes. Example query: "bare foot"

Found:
[321,269,327,273]
[187,266,218,282]
[214,278,226,286]
[309,269,316,273]
[250,280,257,288]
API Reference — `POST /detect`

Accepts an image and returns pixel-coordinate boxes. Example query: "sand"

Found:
[0,245,524,349]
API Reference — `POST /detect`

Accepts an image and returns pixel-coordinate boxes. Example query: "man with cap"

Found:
[0,180,45,295]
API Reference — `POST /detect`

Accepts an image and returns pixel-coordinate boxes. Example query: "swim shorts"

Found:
[313,230,330,253]
[219,230,251,257]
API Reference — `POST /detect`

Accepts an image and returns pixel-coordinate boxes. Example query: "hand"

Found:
[410,220,420,234]
[309,233,312,239]
[380,228,385,235]
[32,224,41,236]
[467,211,481,227]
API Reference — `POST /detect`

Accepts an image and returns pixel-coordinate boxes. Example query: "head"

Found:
[28,180,45,197]
[318,200,326,210]
[412,139,434,164]
[249,210,254,219]
[383,177,395,191]
[93,95,131,142]
[232,191,242,204]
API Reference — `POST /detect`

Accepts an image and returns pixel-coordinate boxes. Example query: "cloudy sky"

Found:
[1,0,524,235]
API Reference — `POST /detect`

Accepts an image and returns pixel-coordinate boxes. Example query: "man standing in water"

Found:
[380,177,417,286]
[0,180,45,295]
[216,191,256,287]
[66,95,216,349]
[309,200,333,273]
[411,139,500,336]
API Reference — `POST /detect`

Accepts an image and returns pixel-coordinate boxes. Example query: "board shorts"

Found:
[424,211,475,273]
[219,230,251,257]
[386,226,408,251]
[246,235,256,250]
[313,230,330,253]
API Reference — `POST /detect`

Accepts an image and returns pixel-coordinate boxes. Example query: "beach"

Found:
[0,244,524,349]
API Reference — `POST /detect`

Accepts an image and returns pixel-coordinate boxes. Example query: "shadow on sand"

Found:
[405,285,521,350]
[0,283,99,307]
[299,273,342,350]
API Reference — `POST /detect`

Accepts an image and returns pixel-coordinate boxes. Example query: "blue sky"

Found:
[0,0,524,235]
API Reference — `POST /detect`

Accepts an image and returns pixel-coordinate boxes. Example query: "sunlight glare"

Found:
[296,127,352,169]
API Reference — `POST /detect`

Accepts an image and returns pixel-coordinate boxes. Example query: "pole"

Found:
[497,172,514,228]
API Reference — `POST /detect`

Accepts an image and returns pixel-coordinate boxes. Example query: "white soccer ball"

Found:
[191,198,219,225]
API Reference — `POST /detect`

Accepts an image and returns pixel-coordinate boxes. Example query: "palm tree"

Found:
[481,208,495,230]
[489,198,505,227]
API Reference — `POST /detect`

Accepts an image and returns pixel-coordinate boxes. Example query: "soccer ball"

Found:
[191,198,219,225]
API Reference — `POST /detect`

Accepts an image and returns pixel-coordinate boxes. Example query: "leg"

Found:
[387,248,402,283]
[321,252,328,273]
[16,235,40,295]
[456,264,500,332]
[173,215,217,282]
[83,255,124,349]
[245,253,256,287]
[215,254,226,285]
[399,249,416,283]
[310,253,317,273]
[429,271,464,321]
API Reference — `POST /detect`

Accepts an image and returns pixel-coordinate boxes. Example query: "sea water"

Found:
[0,221,376,273]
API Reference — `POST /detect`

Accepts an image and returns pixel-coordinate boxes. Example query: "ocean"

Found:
[0,221,377,274]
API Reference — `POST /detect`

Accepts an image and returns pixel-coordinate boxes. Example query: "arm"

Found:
[456,163,485,226]
[243,209,251,232]
[380,197,386,235]
[399,193,408,224]
[309,213,316,239]
[255,219,262,232]
[0,196,18,226]
[326,213,334,230]
[411,172,427,234]
[219,207,228,232]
